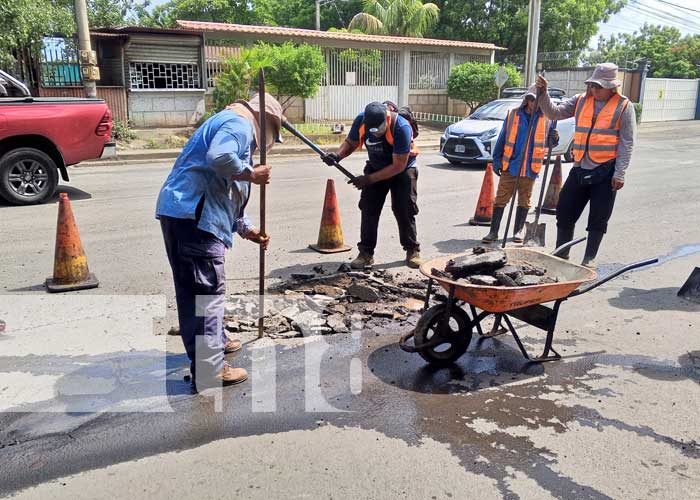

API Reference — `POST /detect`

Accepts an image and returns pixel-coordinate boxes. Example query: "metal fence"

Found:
[323,47,400,86]
[41,37,82,87]
[410,52,449,89]
[205,45,239,89]
[414,111,463,124]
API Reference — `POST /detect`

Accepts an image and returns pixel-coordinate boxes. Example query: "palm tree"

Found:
[348,0,439,38]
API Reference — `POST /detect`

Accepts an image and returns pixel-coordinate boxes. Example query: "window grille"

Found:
[128,62,200,90]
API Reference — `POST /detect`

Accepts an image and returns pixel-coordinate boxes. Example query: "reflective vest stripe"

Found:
[575,126,620,136]
[573,144,617,151]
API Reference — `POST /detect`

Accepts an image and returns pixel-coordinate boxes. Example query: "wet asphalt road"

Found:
[1,122,700,499]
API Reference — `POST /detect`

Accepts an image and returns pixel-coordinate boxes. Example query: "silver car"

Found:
[439,96,575,166]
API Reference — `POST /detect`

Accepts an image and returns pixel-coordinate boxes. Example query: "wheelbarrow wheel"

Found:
[413,304,472,367]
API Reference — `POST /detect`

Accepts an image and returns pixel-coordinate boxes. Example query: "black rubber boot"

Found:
[555,226,575,259]
[482,206,505,243]
[582,230,605,268]
[512,207,529,243]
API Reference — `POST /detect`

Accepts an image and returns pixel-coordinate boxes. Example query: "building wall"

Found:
[408,89,449,114]
[128,89,206,127]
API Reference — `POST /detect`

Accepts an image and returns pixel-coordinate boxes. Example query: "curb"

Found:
[77,144,441,167]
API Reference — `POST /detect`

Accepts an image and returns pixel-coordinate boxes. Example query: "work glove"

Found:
[348,175,371,190]
[547,128,560,148]
[322,152,341,166]
[492,163,502,176]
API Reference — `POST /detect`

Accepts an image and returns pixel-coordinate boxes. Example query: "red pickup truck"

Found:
[0,70,116,205]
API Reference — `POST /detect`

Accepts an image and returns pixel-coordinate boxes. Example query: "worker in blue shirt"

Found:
[483,87,559,244]
[323,101,421,269]
[156,93,284,390]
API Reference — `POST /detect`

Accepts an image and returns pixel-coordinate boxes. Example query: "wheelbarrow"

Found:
[399,238,658,366]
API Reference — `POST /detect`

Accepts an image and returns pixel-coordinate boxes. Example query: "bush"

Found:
[447,63,521,111]
[111,119,136,143]
[633,102,642,124]
[212,48,273,112]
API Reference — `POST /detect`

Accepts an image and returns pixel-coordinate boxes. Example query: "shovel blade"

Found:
[523,221,546,247]
[678,267,700,303]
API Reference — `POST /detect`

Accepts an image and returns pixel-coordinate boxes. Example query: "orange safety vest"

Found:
[357,111,419,156]
[572,93,629,163]
[502,108,548,176]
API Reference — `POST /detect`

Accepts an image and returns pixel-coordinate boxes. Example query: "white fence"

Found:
[305,86,399,121]
[641,78,699,122]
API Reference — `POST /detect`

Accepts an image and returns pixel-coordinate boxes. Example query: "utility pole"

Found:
[74,0,98,97]
[316,0,321,30]
[523,0,541,86]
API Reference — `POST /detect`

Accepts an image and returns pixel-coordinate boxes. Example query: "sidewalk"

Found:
[77,128,445,167]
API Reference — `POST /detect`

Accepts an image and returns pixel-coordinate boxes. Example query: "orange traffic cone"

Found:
[468,163,495,226]
[309,179,351,254]
[541,155,563,215]
[45,193,99,293]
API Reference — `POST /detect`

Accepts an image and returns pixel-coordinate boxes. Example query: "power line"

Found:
[636,0,700,24]
[648,0,700,14]
[627,2,700,34]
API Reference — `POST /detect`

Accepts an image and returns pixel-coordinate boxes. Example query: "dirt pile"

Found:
[224,266,428,339]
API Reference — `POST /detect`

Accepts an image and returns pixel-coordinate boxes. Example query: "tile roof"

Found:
[176,21,501,51]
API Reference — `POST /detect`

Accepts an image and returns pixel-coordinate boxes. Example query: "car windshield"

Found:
[469,100,519,121]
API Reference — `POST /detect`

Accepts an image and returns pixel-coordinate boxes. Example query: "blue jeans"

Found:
[160,216,228,379]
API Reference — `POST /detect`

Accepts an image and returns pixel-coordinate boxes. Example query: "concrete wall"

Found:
[128,89,206,127]
[408,89,448,114]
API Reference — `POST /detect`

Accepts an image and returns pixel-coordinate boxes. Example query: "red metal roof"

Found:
[176,20,500,51]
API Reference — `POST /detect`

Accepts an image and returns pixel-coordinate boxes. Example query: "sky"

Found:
[594,0,700,44]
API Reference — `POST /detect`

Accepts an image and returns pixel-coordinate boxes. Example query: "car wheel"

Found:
[564,142,574,163]
[0,147,59,205]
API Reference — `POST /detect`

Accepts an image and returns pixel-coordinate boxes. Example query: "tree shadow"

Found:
[0,186,93,208]
[431,238,484,254]
[607,286,700,312]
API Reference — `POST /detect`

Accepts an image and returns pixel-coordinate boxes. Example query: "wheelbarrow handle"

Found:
[551,237,587,258]
[282,120,357,181]
[569,257,659,297]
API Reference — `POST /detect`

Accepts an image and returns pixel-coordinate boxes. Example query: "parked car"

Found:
[0,69,116,205]
[439,95,575,166]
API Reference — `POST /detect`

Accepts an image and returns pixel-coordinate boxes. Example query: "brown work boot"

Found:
[350,251,374,269]
[406,249,422,269]
[217,364,248,386]
[224,338,242,354]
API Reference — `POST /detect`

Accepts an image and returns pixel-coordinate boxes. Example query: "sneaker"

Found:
[406,249,422,269]
[350,251,374,269]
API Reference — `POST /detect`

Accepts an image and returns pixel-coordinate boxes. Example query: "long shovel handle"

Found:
[257,71,267,339]
[532,142,554,227]
[282,121,357,181]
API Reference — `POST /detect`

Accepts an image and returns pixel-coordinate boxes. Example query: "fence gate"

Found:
[305,48,399,121]
[641,78,699,122]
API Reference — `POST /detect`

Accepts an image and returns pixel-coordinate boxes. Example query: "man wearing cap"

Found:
[156,93,284,390]
[483,85,559,244]
[322,101,421,269]
[536,63,635,267]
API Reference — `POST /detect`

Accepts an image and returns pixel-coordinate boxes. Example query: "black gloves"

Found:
[322,152,341,166]
[547,128,560,148]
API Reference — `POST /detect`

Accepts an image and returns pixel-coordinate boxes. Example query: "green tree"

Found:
[141,0,256,27]
[212,42,326,112]
[212,47,273,112]
[430,0,625,56]
[348,0,440,37]
[88,0,147,28]
[253,42,327,109]
[0,0,74,68]
[586,24,700,78]
[447,62,521,111]
[254,0,363,30]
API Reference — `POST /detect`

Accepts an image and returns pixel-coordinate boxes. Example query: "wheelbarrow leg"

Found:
[502,304,562,363]
[469,305,484,337]
[478,313,508,338]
